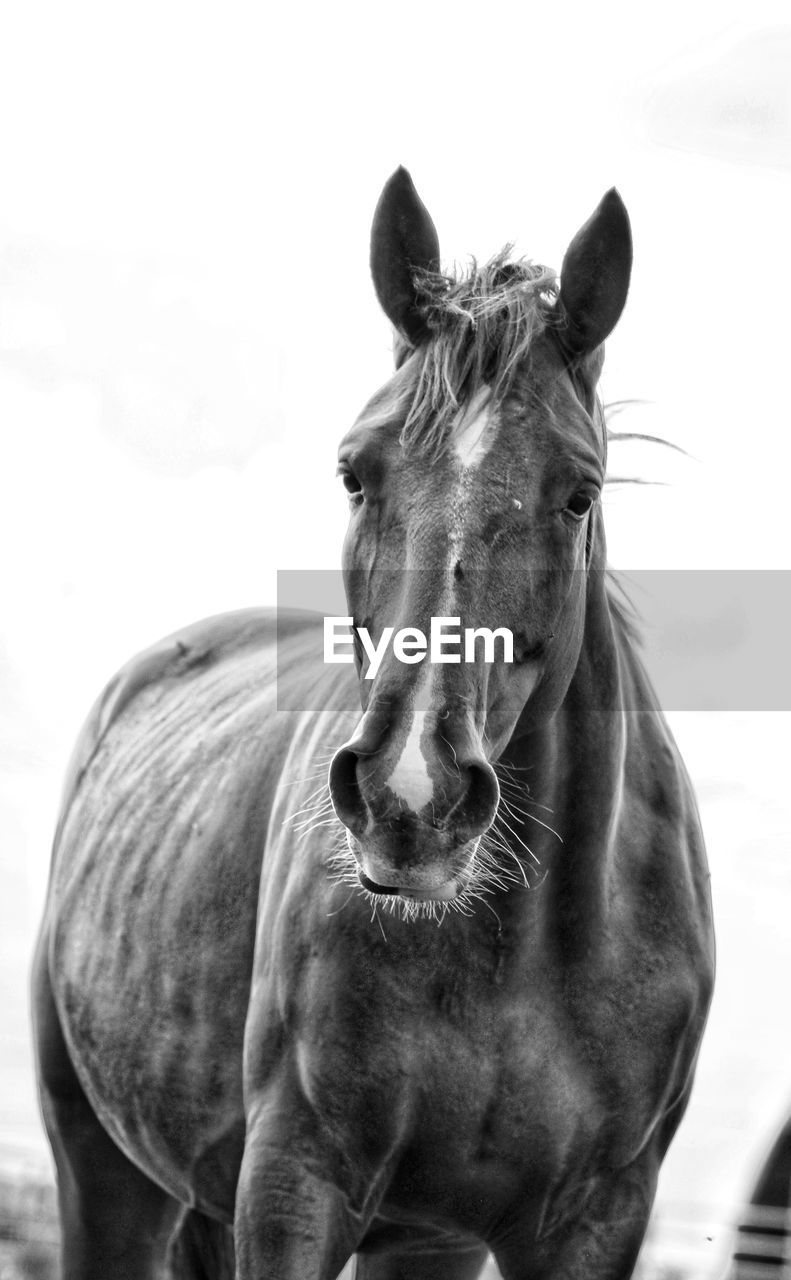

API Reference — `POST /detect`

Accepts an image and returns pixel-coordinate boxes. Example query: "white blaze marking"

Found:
[448,386,496,586]
[385,685,434,811]
[385,389,498,813]
[452,385,495,468]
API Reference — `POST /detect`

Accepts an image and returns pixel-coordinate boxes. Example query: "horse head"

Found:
[328,167,632,907]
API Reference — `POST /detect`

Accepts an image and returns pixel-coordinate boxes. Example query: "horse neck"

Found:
[500,573,629,940]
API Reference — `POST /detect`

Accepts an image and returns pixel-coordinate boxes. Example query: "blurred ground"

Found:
[0,1166,56,1280]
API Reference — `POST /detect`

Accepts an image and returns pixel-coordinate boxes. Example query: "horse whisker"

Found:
[285,796,334,824]
[491,814,540,864]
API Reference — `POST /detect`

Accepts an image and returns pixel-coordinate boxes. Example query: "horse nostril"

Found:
[328,747,367,836]
[459,760,500,837]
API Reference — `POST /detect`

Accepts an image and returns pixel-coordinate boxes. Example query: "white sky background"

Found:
[1,0,790,1264]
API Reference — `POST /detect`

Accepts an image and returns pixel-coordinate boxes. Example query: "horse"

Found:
[32,167,715,1280]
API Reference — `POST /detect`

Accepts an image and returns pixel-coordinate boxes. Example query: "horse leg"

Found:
[32,928,182,1280]
[234,1089,374,1280]
[167,1208,235,1279]
[234,1138,359,1280]
[353,1243,492,1280]
[491,1161,656,1280]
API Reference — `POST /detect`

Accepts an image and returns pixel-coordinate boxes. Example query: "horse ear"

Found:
[558,189,632,360]
[370,167,440,347]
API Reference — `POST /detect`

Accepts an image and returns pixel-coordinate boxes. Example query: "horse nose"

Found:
[329,741,500,842]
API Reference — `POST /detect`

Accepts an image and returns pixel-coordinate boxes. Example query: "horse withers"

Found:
[32,168,715,1279]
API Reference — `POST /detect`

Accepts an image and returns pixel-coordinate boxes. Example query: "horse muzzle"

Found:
[352,839,479,902]
[327,694,500,904]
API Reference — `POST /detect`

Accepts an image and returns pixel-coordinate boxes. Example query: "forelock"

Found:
[400,250,559,456]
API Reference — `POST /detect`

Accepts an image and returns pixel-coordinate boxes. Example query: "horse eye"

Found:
[565,491,595,519]
[339,468,364,501]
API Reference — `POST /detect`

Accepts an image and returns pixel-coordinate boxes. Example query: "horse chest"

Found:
[289,935,665,1199]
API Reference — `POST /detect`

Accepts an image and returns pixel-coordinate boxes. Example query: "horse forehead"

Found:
[341,355,602,476]
[447,388,557,483]
[446,392,556,486]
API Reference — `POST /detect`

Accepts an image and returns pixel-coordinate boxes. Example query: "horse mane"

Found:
[605,570,642,645]
[399,250,559,456]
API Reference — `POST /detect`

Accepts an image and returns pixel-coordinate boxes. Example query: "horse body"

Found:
[33,170,714,1280]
